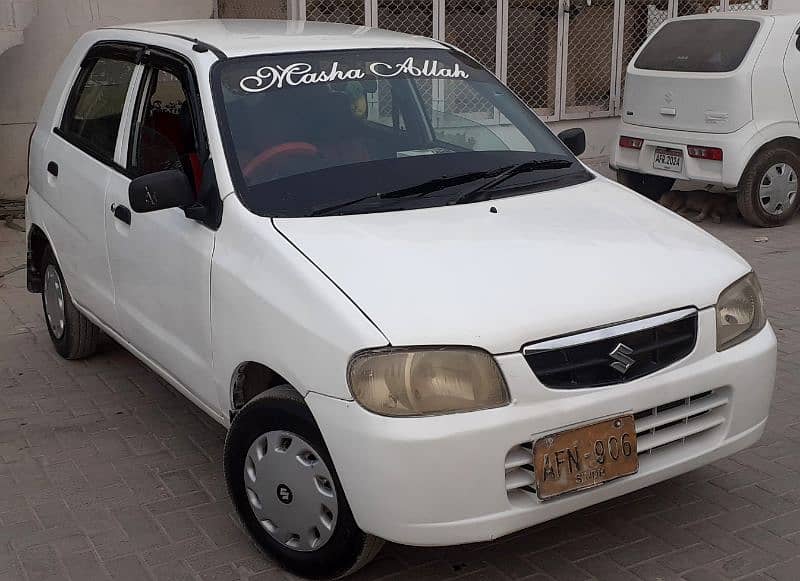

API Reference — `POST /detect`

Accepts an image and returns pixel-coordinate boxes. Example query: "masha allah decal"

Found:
[239,57,469,93]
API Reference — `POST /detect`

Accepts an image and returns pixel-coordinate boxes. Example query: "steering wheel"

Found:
[243,142,320,179]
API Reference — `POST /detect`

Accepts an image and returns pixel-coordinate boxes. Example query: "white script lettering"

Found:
[239,57,469,93]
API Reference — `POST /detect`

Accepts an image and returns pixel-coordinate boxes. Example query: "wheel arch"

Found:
[27,223,52,293]
[229,361,297,414]
[737,134,800,188]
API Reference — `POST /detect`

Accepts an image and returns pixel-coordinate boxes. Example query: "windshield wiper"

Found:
[308,167,512,217]
[451,158,574,205]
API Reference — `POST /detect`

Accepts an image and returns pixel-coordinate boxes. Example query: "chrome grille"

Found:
[523,309,698,389]
[505,389,729,504]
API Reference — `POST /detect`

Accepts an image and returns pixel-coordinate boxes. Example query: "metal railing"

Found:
[219,0,773,121]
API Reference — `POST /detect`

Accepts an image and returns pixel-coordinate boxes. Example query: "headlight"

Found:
[716,272,766,351]
[347,347,509,417]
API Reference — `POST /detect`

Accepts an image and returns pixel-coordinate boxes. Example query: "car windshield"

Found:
[214,48,592,217]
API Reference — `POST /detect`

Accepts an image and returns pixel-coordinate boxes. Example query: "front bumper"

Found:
[610,121,759,188]
[307,309,776,546]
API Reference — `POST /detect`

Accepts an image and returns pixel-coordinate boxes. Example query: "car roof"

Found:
[672,9,799,21]
[106,19,445,58]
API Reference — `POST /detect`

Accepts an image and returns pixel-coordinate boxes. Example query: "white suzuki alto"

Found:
[612,11,800,227]
[27,20,777,579]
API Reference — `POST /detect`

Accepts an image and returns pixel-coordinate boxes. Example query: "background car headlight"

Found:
[716,272,766,351]
[348,347,509,416]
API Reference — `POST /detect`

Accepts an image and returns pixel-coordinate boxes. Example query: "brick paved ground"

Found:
[1,201,799,581]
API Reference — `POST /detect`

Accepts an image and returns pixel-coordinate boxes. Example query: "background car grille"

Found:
[505,389,729,505]
[523,311,698,389]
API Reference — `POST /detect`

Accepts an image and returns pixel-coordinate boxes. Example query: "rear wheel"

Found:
[738,147,800,227]
[617,169,676,201]
[224,386,383,579]
[41,248,99,359]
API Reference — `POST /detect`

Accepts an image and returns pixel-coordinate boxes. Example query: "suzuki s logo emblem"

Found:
[276,484,293,504]
[609,343,636,375]
[664,91,674,104]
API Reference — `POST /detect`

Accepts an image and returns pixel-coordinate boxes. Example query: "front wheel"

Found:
[224,386,383,579]
[616,169,675,201]
[737,147,800,227]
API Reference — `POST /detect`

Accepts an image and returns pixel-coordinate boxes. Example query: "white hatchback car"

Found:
[611,11,800,227]
[27,20,777,579]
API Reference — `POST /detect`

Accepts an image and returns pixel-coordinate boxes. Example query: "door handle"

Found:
[47,161,59,177]
[111,203,132,225]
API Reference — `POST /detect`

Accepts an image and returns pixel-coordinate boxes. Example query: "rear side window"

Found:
[634,19,760,73]
[61,56,136,160]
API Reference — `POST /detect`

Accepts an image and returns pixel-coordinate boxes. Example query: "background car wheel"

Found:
[41,247,100,359]
[224,385,383,580]
[616,169,676,201]
[738,147,800,227]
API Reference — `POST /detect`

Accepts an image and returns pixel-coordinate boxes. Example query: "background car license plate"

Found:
[653,148,683,172]
[533,415,638,500]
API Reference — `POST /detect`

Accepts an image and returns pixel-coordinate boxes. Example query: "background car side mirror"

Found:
[129,170,195,213]
[558,128,586,157]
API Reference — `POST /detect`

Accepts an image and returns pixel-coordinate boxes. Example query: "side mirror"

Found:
[129,170,194,213]
[558,128,586,157]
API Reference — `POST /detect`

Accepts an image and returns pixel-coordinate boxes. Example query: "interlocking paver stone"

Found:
[1,197,800,580]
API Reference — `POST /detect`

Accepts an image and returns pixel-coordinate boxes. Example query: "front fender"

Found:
[211,195,388,415]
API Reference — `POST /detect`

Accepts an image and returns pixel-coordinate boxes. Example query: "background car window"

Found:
[634,19,760,73]
[130,68,202,192]
[61,57,135,159]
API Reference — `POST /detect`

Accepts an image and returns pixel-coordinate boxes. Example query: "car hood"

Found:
[273,177,751,354]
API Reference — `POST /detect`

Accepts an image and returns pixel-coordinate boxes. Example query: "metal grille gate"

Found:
[219,0,772,121]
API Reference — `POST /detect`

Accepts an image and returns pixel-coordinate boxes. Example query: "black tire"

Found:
[737,147,800,228]
[616,169,676,201]
[224,386,383,580]
[41,247,100,360]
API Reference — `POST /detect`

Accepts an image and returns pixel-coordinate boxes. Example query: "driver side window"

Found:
[129,65,202,194]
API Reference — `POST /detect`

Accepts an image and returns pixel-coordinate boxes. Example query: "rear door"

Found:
[42,44,141,328]
[622,17,768,134]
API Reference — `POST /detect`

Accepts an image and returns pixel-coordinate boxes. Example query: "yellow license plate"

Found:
[533,415,638,500]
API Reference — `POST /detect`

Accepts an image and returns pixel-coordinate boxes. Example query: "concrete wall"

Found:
[0,0,214,200]
[0,1,36,55]
[551,117,618,166]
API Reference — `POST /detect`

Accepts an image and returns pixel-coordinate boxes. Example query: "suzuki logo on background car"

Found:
[609,343,636,374]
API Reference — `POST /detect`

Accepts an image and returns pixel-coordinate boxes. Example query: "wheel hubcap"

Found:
[43,264,65,339]
[244,431,337,552]
[759,163,797,216]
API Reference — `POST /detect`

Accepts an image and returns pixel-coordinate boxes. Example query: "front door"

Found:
[783,23,800,125]
[105,49,219,414]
